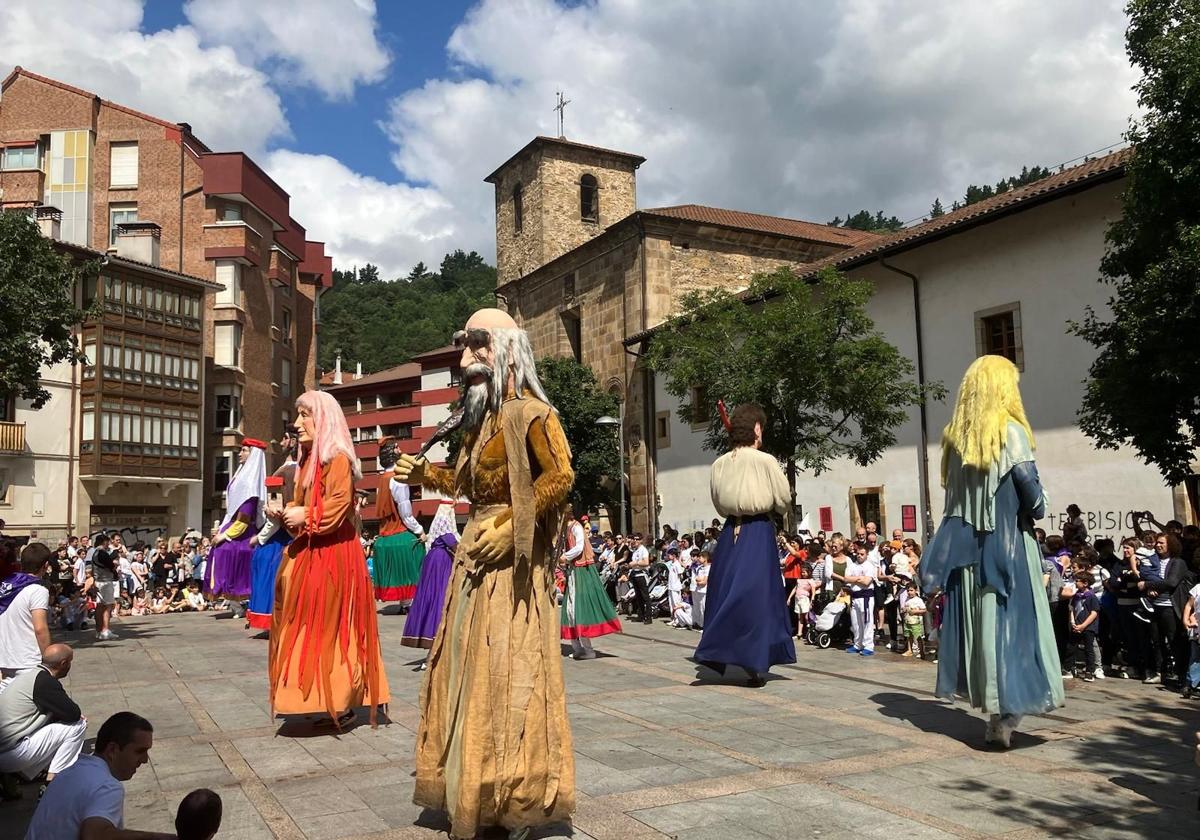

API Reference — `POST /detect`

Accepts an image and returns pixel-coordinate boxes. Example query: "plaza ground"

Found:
[2,609,1196,840]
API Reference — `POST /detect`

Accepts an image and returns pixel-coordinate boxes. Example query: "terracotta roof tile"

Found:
[641,204,882,248]
[321,362,422,390]
[484,136,646,183]
[790,147,1132,280]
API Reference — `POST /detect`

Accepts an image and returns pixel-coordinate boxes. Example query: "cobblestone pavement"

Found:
[2,609,1196,839]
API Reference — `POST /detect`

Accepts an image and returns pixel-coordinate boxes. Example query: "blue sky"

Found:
[2,1,1138,279]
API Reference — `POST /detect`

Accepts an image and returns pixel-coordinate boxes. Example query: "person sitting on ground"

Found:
[175,787,223,840]
[25,711,174,840]
[0,644,85,792]
[0,541,52,693]
[148,588,171,616]
[183,582,207,612]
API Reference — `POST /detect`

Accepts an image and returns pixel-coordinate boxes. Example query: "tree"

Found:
[0,212,94,408]
[535,356,621,516]
[644,266,943,514]
[949,165,1053,211]
[929,198,946,219]
[1069,0,1200,486]
[317,250,497,373]
[828,209,904,232]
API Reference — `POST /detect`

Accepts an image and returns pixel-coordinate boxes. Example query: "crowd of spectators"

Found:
[592,508,1200,695]
[0,536,224,836]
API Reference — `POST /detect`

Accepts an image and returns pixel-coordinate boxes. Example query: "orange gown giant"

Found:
[269,452,390,723]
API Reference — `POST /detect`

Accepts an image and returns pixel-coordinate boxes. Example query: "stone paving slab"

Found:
[2,611,1197,839]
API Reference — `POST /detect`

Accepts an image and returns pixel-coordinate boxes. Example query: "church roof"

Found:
[641,204,881,248]
[484,136,646,183]
[623,146,1131,345]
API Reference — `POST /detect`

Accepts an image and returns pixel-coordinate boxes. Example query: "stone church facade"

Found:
[487,136,877,533]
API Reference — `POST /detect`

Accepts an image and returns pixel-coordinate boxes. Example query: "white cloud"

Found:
[183,0,390,100]
[0,1,289,154]
[264,149,460,278]
[386,0,1139,265]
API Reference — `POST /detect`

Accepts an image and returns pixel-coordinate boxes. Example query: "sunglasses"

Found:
[452,328,492,350]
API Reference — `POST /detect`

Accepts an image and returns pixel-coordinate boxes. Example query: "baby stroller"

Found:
[805,594,853,649]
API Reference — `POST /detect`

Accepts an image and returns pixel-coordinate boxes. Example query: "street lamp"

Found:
[595,408,625,534]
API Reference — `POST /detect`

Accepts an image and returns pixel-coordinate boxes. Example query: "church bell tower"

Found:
[485,136,645,285]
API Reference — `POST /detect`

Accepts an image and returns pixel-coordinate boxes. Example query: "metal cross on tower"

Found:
[554,90,571,138]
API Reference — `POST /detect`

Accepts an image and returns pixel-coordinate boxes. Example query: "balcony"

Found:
[0,421,26,454]
[203,221,263,266]
[0,169,45,207]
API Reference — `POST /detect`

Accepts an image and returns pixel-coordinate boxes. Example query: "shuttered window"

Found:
[109,142,138,187]
[214,323,242,368]
[214,261,240,307]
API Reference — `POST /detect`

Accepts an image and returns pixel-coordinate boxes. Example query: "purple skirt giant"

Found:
[401,533,457,648]
[206,534,255,599]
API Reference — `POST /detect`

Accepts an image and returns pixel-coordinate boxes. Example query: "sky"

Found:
[1,1,1139,279]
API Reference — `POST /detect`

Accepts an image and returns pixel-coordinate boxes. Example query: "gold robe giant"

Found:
[412,395,575,836]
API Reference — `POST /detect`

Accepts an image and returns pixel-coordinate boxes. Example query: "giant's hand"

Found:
[283,506,308,531]
[392,453,426,485]
[466,515,515,569]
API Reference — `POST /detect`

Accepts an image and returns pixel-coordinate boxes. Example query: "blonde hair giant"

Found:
[296,390,362,489]
[940,355,1035,485]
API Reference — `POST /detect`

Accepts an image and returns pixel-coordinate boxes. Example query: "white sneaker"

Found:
[1094,668,1106,680]
[996,714,1021,749]
[1061,671,1073,680]
[101,630,119,641]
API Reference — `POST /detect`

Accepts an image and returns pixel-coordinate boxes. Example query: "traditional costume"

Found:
[207,439,267,600]
[395,309,574,839]
[269,391,389,726]
[694,408,796,685]
[921,355,1062,748]
[247,446,299,630]
[559,516,621,659]
[371,438,426,605]
[401,502,460,650]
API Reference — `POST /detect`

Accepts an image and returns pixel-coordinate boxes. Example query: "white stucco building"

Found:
[637,149,1196,542]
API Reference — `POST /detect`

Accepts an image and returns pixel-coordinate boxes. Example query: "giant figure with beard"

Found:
[393,308,575,840]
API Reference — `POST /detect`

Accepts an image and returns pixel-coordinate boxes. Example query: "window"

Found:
[449,368,462,387]
[280,358,292,398]
[280,308,292,344]
[214,385,241,430]
[214,323,242,368]
[109,203,137,246]
[561,310,581,363]
[109,142,138,188]
[82,340,97,380]
[689,385,711,429]
[219,203,242,222]
[214,261,241,307]
[0,392,14,423]
[512,183,523,234]
[214,450,235,494]
[975,302,1024,370]
[3,144,38,169]
[580,174,599,222]
[655,411,671,449]
[0,468,11,506]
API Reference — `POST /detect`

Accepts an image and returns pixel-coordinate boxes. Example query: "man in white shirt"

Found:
[0,543,52,694]
[627,534,653,624]
[844,544,879,656]
[25,711,173,840]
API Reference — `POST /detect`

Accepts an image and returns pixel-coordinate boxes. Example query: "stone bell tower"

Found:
[485,136,645,285]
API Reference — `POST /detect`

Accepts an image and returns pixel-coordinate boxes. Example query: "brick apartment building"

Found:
[0,67,332,533]
[320,345,466,531]
[0,209,221,539]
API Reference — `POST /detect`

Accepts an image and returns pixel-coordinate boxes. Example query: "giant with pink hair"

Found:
[296,390,361,489]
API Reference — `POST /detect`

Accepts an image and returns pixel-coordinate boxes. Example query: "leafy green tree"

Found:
[929,198,946,219]
[535,356,621,516]
[644,266,943,513]
[317,251,497,373]
[0,212,94,408]
[1069,0,1200,485]
[950,165,1053,211]
[828,209,904,232]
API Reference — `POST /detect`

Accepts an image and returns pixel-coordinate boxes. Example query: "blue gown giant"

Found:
[921,420,1063,717]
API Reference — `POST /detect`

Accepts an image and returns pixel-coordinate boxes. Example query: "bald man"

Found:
[0,643,85,783]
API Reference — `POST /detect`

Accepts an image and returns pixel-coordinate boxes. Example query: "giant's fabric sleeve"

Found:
[311,458,353,535]
[529,413,574,518]
[1010,461,1046,521]
[390,478,424,536]
[220,497,259,540]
